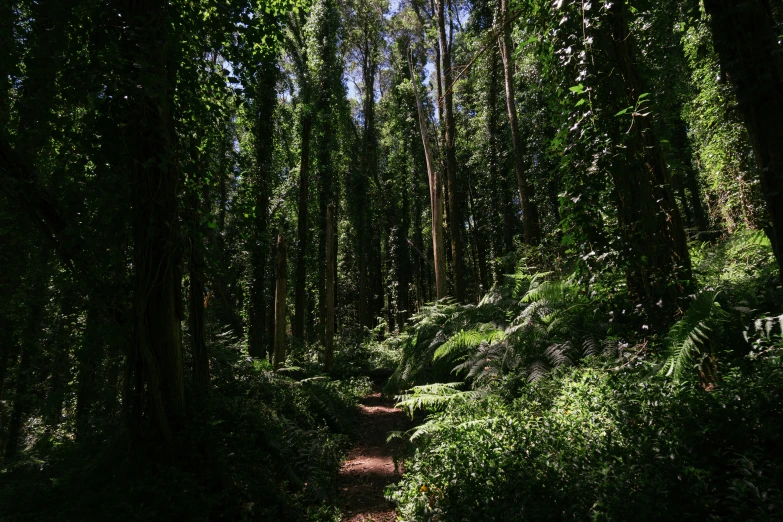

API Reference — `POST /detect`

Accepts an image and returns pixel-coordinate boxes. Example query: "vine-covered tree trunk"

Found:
[294,114,311,341]
[45,295,74,427]
[188,211,209,392]
[703,0,783,275]
[273,235,288,371]
[325,204,335,372]
[498,0,540,245]
[125,0,184,439]
[436,0,466,301]
[602,1,692,320]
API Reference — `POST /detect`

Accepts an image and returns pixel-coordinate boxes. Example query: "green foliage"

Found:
[390,353,783,521]
[0,342,369,521]
[395,382,483,419]
[662,290,727,381]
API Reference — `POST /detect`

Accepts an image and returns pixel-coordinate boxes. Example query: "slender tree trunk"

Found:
[76,307,99,437]
[273,235,288,371]
[294,115,312,340]
[398,177,411,326]
[249,65,277,359]
[436,0,465,301]
[5,293,44,459]
[498,0,540,245]
[46,297,74,427]
[409,53,448,299]
[703,0,783,274]
[189,227,209,392]
[4,347,31,460]
[325,204,336,372]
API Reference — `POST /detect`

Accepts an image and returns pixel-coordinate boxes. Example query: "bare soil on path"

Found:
[338,384,409,522]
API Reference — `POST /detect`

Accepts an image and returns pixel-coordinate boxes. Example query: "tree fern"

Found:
[663,290,728,381]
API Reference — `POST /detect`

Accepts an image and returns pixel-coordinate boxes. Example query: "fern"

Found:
[395,382,483,417]
[433,326,504,361]
[663,290,728,381]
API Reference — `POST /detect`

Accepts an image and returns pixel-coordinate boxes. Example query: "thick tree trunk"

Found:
[601,1,692,321]
[294,115,312,340]
[436,0,466,301]
[273,235,288,371]
[703,0,783,274]
[325,204,336,372]
[409,54,448,299]
[498,0,541,245]
[125,0,184,439]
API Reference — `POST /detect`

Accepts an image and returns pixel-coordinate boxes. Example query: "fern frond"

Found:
[663,290,728,380]
[433,326,505,361]
[395,382,482,416]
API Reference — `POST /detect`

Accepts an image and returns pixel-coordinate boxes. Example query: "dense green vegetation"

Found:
[1,0,783,520]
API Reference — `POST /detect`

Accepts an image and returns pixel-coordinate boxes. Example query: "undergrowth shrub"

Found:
[0,340,371,522]
[386,231,783,521]
[390,352,783,521]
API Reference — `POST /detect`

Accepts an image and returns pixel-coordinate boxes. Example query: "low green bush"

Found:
[390,352,783,521]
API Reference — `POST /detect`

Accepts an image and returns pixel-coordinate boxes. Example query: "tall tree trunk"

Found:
[76,307,99,437]
[46,296,74,428]
[601,1,692,321]
[487,46,505,285]
[409,53,448,299]
[125,0,184,439]
[188,220,209,392]
[248,65,277,359]
[325,204,336,372]
[703,0,783,274]
[398,175,412,326]
[498,0,541,245]
[294,115,312,340]
[4,347,31,460]
[436,0,466,301]
[5,293,44,459]
[273,235,288,370]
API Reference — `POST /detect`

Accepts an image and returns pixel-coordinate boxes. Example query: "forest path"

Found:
[338,382,409,522]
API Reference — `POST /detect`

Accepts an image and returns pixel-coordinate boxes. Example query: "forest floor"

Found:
[337,381,409,522]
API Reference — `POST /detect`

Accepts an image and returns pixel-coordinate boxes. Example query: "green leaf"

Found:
[569,84,585,94]
[575,99,586,107]
[615,108,629,116]
[208,221,217,229]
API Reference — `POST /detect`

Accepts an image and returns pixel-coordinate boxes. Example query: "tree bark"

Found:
[248,64,277,359]
[189,227,209,392]
[601,1,693,321]
[273,234,288,371]
[498,0,541,245]
[436,0,466,301]
[124,0,184,439]
[702,0,783,274]
[294,115,312,340]
[325,203,336,373]
[408,53,448,299]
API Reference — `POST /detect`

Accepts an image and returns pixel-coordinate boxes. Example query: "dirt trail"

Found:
[338,385,409,522]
